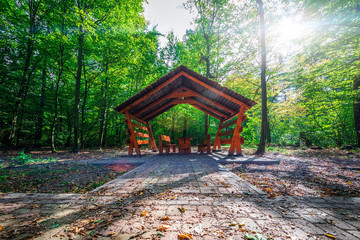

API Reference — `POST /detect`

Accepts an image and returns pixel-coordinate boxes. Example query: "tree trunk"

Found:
[51,3,66,153]
[81,55,88,149]
[255,0,268,156]
[171,109,175,143]
[34,67,47,147]
[354,75,360,146]
[8,38,34,146]
[183,116,187,138]
[204,51,211,141]
[99,62,109,149]
[73,27,84,153]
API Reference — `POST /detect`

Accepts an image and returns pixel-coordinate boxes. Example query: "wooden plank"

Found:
[221,119,237,129]
[159,135,171,142]
[182,72,251,109]
[137,140,149,145]
[119,72,183,114]
[146,121,157,151]
[213,120,223,151]
[125,111,140,155]
[182,87,236,114]
[219,129,234,137]
[172,99,197,105]
[189,103,223,120]
[132,122,148,132]
[134,131,149,138]
[170,91,197,98]
[220,138,232,145]
[135,88,184,115]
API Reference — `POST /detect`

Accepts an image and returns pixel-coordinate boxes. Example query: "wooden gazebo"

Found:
[114,65,257,156]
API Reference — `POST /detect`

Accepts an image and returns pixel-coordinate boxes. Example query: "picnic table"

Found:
[179,137,192,154]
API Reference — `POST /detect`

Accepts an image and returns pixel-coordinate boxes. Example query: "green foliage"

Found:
[11,150,58,165]
[0,0,358,150]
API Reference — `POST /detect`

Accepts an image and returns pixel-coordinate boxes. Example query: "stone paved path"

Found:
[0,154,359,240]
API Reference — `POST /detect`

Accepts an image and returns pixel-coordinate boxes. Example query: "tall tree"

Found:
[255,0,268,155]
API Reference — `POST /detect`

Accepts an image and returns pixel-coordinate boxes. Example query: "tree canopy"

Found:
[0,0,359,150]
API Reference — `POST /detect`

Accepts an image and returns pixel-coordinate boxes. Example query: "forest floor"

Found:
[0,146,359,197]
[0,148,140,193]
[231,147,360,198]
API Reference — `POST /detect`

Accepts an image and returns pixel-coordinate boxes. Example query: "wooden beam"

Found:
[135,88,184,116]
[129,114,147,125]
[172,99,197,105]
[170,91,198,98]
[142,100,177,120]
[146,121,157,151]
[219,129,234,137]
[189,103,223,120]
[221,119,237,129]
[134,131,149,138]
[182,87,236,114]
[213,120,223,151]
[223,113,238,123]
[220,138,232,145]
[228,107,245,156]
[125,111,140,155]
[119,72,183,114]
[182,72,251,109]
[192,100,229,118]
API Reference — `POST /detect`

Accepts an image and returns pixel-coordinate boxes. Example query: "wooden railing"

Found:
[124,111,156,155]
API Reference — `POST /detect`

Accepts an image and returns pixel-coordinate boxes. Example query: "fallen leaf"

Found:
[109,231,115,235]
[0,225,2,232]
[226,185,231,187]
[324,233,336,239]
[141,210,147,216]
[230,222,237,226]
[178,207,185,213]
[178,233,193,239]
[157,225,168,232]
[171,196,175,200]
[160,216,170,221]
[74,226,79,234]
[157,231,164,236]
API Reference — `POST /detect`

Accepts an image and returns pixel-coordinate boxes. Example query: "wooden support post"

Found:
[146,121,157,151]
[125,111,140,155]
[228,107,245,156]
[213,120,223,151]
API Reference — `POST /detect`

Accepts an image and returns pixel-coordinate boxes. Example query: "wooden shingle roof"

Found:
[114,65,257,121]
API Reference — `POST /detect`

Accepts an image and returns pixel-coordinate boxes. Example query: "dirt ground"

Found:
[231,148,360,198]
[0,148,139,193]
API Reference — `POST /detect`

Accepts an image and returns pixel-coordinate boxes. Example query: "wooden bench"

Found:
[198,134,211,154]
[159,135,176,154]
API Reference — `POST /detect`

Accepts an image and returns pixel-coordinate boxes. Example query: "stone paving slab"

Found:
[0,154,359,239]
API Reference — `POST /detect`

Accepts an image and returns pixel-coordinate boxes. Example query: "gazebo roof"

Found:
[114,65,257,121]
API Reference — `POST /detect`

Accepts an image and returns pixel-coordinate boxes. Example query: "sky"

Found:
[143,0,193,44]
